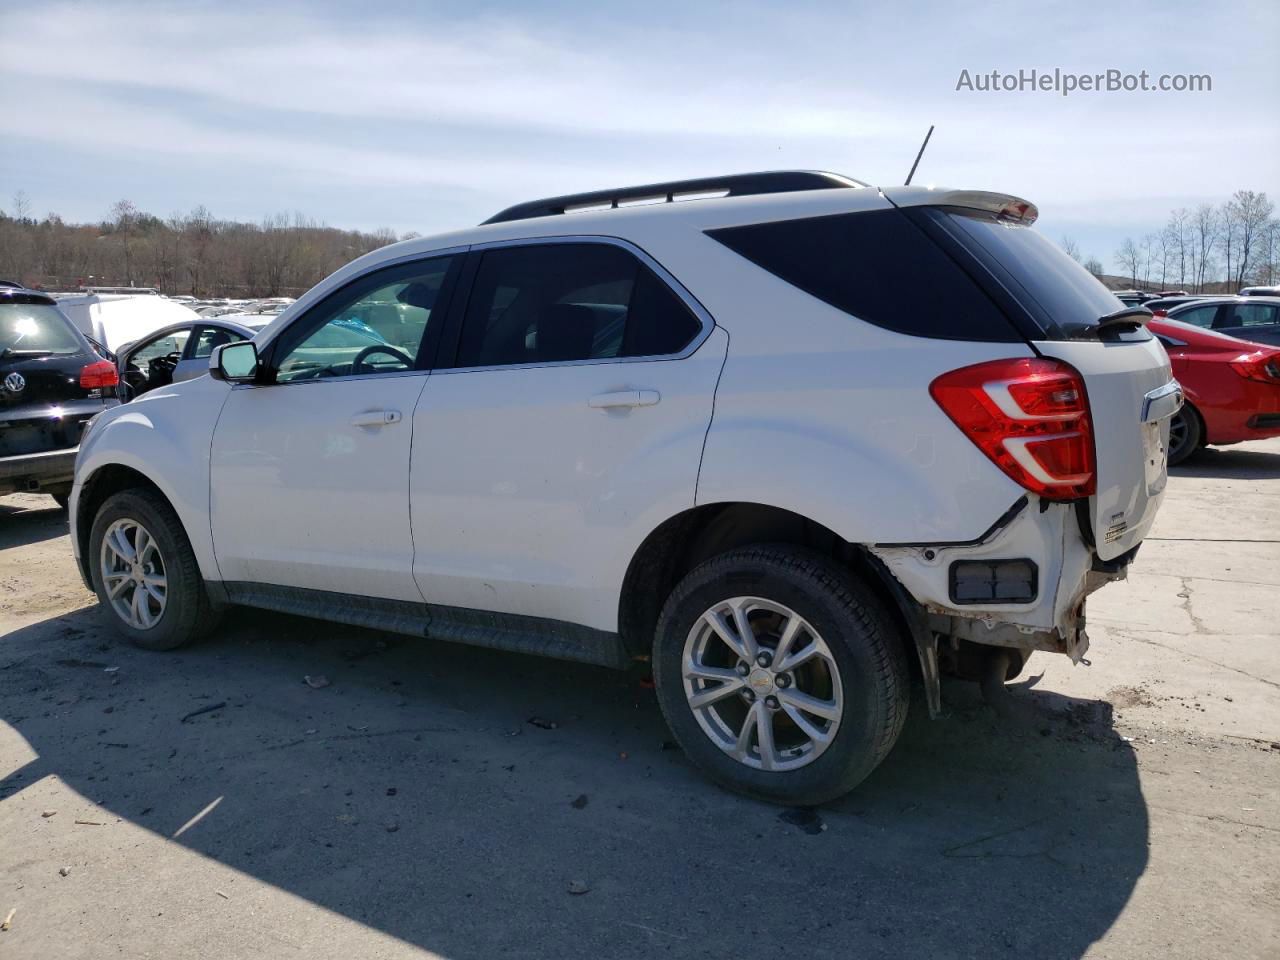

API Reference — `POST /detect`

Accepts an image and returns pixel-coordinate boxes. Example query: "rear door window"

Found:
[706,209,1022,342]
[454,243,702,367]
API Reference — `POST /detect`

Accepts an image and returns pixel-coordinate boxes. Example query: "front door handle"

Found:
[350,409,402,427]
[588,390,661,409]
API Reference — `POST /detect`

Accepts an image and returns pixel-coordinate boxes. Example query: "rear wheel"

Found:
[1167,405,1202,466]
[652,546,909,806]
[89,489,217,650]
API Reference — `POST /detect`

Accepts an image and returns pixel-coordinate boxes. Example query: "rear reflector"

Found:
[930,357,1096,500]
[80,360,119,389]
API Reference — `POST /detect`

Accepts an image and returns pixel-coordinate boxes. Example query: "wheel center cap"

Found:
[748,668,774,693]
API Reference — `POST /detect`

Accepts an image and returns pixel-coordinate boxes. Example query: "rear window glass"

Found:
[706,209,1022,342]
[931,209,1122,335]
[0,302,83,355]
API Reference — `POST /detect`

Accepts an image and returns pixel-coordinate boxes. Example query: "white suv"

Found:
[70,172,1181,804]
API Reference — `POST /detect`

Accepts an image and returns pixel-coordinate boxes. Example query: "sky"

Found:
[2,0,1277,271]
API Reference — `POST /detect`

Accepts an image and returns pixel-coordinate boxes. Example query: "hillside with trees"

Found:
[0,193,412,298]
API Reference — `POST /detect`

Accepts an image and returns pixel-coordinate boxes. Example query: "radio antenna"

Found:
[904,125,935,186]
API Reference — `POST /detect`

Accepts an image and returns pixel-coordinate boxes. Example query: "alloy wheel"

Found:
[99,518,167,630]
[682,596,843,771]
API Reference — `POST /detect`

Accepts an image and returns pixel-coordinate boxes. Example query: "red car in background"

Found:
[1148,317,1280,464]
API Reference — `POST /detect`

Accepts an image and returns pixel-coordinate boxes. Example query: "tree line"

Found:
[0,192,413,298]
[1109,190,1276,292]
[2,188,1276,299]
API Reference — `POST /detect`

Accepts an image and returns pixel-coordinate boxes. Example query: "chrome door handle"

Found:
[349,409,402,427]
[588,390,660,409]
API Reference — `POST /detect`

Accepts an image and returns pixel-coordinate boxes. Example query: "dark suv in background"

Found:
[0,283,119,507]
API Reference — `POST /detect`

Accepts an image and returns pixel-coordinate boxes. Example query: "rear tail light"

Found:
[80,360,119,389]
[930,357,1096,500]
[1151,309,1168,318]
[1229,352,1280,383]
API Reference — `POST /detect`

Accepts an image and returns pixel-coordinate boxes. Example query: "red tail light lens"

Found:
[80,360,119,389]
[1229,351,1280,383]
[1151,309,1168,318]
[930,358,1096,500]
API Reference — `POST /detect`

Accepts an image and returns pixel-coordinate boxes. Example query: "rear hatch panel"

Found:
[1033,337,1174,558]
[897,196,1180,559]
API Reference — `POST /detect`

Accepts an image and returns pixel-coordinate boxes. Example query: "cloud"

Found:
[1,0,1275,242]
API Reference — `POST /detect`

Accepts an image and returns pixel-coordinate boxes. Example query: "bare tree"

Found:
[1083,255,1104,278]
[1260,218,1280,286]
[1164,208,1190,288]
[12,190,31,222]
[1191,204,1218,292]
[1116,238,1141,287]
[1060,236,1081,262]
[1139,233,1156,289]
[1225,190,1274,288]
[109,199,140,286]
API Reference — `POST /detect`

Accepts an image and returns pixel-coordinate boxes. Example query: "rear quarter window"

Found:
[923,208,1123,338]
[705,209,1023,342]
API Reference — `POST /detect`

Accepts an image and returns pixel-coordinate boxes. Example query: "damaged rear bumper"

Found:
[867,494,1137,715]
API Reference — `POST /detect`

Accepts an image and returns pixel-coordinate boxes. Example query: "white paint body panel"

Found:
[71,374,230,580]
[1033,337,1174,560]
[209,375,429,600]
[71,181,1172,657]
[410,327,727,631]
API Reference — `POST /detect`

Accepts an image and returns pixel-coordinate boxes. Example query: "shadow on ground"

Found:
[0,497,68,550]
[1,607,1148,959]
[1174,445,1280,480]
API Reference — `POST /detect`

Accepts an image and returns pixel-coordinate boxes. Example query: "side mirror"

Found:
[210,341,259,382]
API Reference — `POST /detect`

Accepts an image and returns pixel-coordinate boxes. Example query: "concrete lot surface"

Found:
[1,439,1277,960]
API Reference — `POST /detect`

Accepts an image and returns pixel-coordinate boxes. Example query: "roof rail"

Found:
[482,170,865,225]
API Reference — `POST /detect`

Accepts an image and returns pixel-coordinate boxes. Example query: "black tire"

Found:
[1167,405,1203,466]
[51,493,70,511]
[89,489,218,651]
[652,545,910,806]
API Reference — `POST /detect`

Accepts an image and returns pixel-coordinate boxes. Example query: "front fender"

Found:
[74,377,231,582]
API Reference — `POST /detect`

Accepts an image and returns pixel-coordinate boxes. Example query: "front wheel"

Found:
[89,489,218,650]
[652,546,909,806]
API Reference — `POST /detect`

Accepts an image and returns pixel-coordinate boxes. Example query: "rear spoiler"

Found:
[1058,305,1152,340]
[881,187,1039,225]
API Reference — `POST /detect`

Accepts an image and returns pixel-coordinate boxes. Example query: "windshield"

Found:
[0,302,83,356]
[936,208,1123,336]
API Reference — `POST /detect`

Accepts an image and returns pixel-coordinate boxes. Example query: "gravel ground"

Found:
[1,438,1277,960]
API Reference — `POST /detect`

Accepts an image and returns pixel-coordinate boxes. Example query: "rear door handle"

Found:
[350,409,402,427]
[588,390,660,409]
